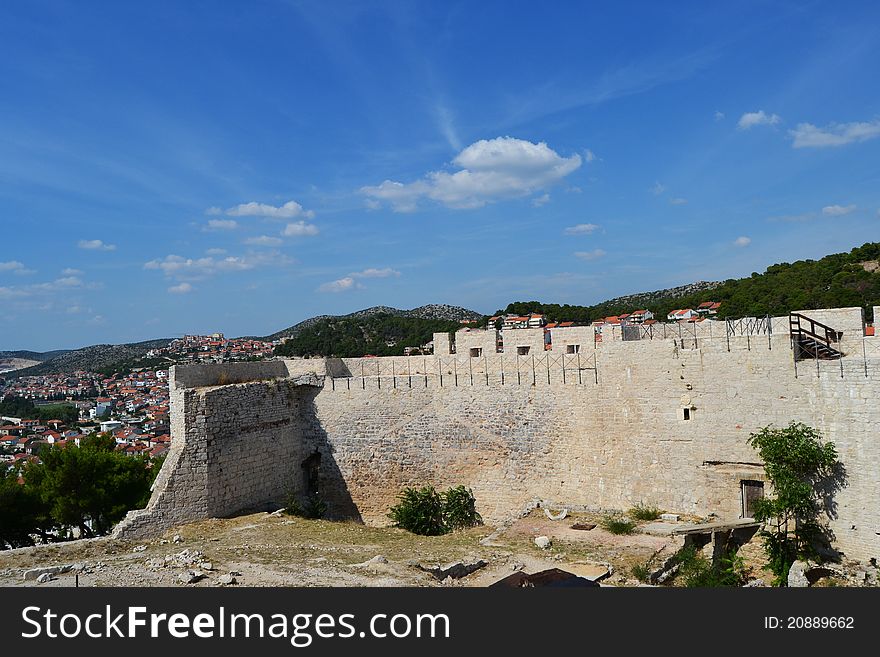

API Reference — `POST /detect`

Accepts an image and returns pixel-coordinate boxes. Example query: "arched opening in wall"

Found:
[741,480,764,519]
[302,450,322,496]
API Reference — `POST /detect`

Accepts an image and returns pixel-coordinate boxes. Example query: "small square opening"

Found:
[683,408,690,420]
[469,347,482,357]
[566,344,580,354]
[517,346,530,355]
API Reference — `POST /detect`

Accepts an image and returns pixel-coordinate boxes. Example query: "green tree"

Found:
[747,422,843,585]
[0,465,52,548]
[25,435,153,538]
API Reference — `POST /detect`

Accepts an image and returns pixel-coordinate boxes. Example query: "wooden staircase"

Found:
[789,313,844,360]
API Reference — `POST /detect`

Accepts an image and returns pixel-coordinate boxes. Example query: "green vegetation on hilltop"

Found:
[274,314,468,358]
[502,242,880,323]
[0,398,79,425]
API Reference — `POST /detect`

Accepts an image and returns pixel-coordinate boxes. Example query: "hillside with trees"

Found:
[274,314,469,358]
[502,242,880,324]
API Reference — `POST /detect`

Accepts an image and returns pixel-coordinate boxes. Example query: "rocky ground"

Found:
[0,509,875,588]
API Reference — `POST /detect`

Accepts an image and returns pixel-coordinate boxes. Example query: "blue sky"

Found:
[2,1,879,350]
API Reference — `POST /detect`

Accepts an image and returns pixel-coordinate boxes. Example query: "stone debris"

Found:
[218,573,237,586]
[743,578,766,587]
[660,514,680,522]
[416,559,488,580]
[534,536,552,550]
[36,573,54,584]
[199,562,214,571]
[788,560,845,587]
[178,570,204,584]
[570,523,596,531]
[23,565,73,581]
[544,507,568,521]
[172,535,183,544]
[132,545,147,552]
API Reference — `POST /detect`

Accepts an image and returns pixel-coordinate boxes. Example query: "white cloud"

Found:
[670,197,688,205]
[574,249,606,261]
[0,286,28,299]
[78,239,116,251]
[584,149,598,162]
[144,251,292,281]
[714,111,725,121]
[822,204,857,216]
[54,276,82,287]
[563,223,599,235]
[0,260,25,272]
[225,200,315,219]
[652,181,666,195]
[205,206,223,215]
[352,267,400,279]
[168,282,194,294]
[734,236,751,247]
[205,248,227,255]
[790,119,880,148]
[531,193,551,207]
[318,277,357,293]
[282,221,319,237]
[244,235,283,247]
[61,268,83,276]
[361,136,582,212]
[205,219,238,231]
[737,110,781,130]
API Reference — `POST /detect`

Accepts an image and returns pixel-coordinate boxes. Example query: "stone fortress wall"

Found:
[114,307,880,563]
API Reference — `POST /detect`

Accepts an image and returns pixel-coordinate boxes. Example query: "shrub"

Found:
[442,485,482,530]
[285,491,327,520]
[600,513,636,535]
[388,485,483,535]
[675,546,746,587]
[388,486,447,536]
[629,502,663,521]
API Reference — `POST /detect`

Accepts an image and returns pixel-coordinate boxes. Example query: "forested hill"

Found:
[262,304,482,342]
[502,242,880,323]
[274,314,470,358]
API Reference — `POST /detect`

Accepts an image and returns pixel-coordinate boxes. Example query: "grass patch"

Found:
[674,547,747,587]
[630,562,651,582]
[628,502,663,521]
[600,513,637,535]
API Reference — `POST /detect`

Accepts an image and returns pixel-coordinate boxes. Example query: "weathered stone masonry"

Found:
[114,308,880,563]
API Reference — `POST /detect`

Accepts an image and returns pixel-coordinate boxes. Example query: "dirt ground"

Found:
[0,509,859,588]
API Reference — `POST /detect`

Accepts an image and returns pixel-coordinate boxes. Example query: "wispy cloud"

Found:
[222,200,315,219]
[822,204,857,216]
[563,223,599,235]
[434,105,461,151]
[318,276,356,293]
[144,251,293,281]
[317,266,401,293]
[790,119,880,148]
[61,268,83,276]
[531,193,551,207]
[651,181,666,195]
[244,235,283,246]
[78,239,116,251]
[714,111,725,121]
[168,282,194,294]
[734,236,751,247]
[574,249,606,261]
[282,221,320,237]
[361,137,582,212]
[205,219,238,231]
[737,110,781,130]
[670,197,688,205]
[0,260,34,275]
[584,149,598,162]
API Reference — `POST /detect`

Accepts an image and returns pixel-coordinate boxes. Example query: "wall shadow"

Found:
[297,386,363,523]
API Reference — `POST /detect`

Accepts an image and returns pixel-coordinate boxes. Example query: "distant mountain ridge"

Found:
[4,339,172,378]
[261,304,484,341]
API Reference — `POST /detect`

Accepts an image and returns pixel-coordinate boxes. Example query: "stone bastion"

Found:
[113,307,880,563]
